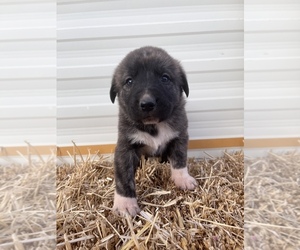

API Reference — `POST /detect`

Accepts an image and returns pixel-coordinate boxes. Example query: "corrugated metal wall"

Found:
[3,1,298,152]
[57,0,244,147]
[245,0,300,141]
[0,1,56,147]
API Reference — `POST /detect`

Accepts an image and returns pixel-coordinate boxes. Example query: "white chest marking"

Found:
[129,122,179,152]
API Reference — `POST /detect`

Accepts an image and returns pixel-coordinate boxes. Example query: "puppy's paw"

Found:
[171,167,197,190]
[113,192,141,217]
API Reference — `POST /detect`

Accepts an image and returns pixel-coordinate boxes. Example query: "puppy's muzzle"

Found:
[139,95,156,112]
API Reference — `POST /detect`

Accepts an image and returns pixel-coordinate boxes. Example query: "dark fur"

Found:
[110,46,189,199]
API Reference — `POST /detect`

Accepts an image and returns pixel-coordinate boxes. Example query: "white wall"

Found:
[245,0,300,140]
[0,1,56,147]
[3,1,298,150]
[57,0,244,147]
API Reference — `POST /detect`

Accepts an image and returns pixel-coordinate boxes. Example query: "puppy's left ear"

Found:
[180,68,189,97]
[110,76,118,103]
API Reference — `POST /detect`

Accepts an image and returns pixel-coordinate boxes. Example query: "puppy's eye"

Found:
[161,74,170,83]
[125,77,133,86]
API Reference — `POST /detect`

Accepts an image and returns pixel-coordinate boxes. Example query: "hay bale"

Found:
[0,155,56,249]
[245,150,300,249]
[57,151,244,249]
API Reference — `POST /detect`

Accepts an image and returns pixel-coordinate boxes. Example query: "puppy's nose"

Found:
[140,96,156,112]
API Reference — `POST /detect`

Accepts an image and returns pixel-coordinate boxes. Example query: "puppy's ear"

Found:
[180,68,189,97]
[110,77,118,103]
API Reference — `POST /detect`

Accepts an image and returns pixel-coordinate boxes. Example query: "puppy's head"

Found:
[110,46,189,124]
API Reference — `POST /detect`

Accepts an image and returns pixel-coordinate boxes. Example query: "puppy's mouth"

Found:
[142,117,159,125]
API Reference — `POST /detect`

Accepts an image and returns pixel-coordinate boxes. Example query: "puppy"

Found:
[110,46,197,216]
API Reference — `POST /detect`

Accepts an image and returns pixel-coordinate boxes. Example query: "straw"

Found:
[0,146,56,249]
[57,150,244,249]
[244,150,300,249]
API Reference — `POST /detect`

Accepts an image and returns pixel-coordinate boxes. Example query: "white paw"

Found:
[171,167,197,190]
[113,192,141,216]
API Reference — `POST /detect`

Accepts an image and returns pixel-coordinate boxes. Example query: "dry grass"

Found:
[3,147,298,249]
[57,151,244,249]
[2,146,299,249]
[0,153,56,249]
[244,150,300,250]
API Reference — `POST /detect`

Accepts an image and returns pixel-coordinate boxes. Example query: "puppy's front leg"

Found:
[171,167,197,190]
[167,138,197,190]
[113,146,141,216]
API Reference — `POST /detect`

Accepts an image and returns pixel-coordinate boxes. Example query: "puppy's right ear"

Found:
[110,77,118,103]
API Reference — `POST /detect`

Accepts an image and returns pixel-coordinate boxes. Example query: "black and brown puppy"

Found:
[110,46,197,216]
